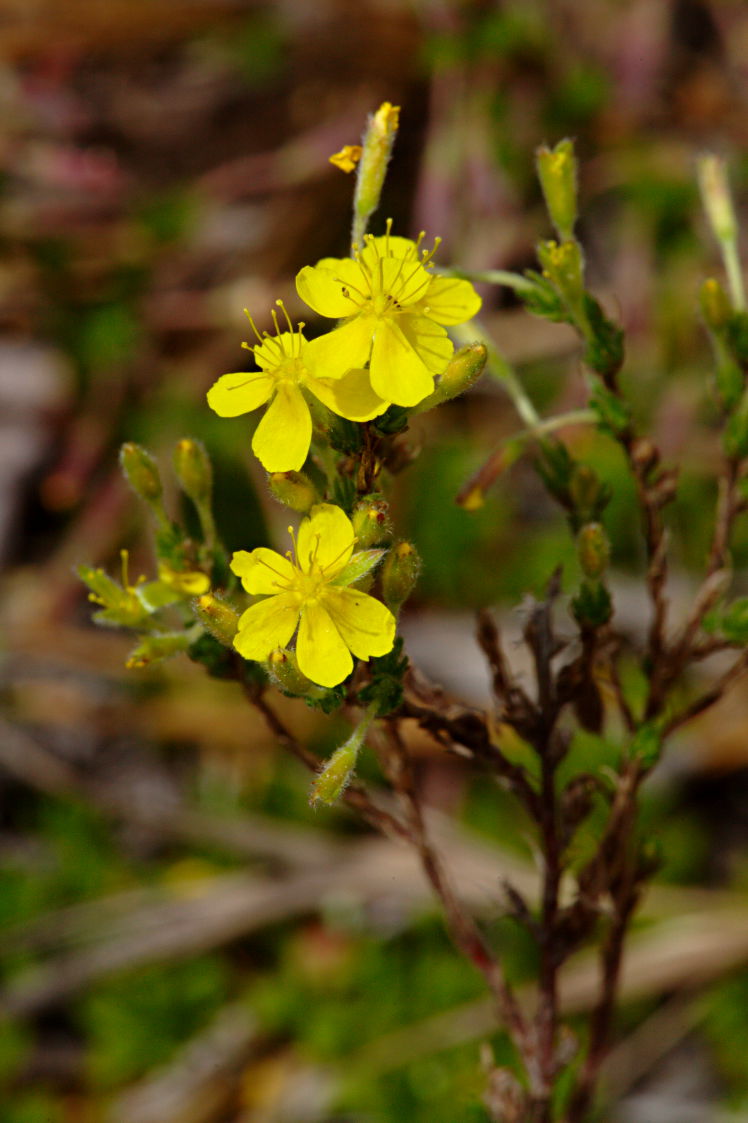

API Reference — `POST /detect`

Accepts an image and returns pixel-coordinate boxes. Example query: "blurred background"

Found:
[4,1,748,1120]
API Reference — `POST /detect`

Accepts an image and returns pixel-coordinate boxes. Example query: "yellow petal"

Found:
[252,383,311,472]
[297,503,354,576]
[304,317,375,378]
[233,594,299,662]
[329,144,362,173]
[378,255,432,308]
[230,547,295,595]
[296,261,361,319]
[399,314,454,373]
[207,371,274,417]
[418,275,482,325]
[323,587,396,660]
[360,234,418,264]
[253,331,302,372]
[370,318,434,406]
[296,600,353,687]
[307,368,388,422]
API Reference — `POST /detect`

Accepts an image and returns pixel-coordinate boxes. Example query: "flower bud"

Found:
[268,648,326,699]
[700,277,732,332]
[352,102,400,243]
[309,711,375,807]
[569,465,601,519]
[537,239,587,327]
[268,470,318,513]
[351,494,391,548]
[698,154,737,245]
[120,443,163,507]
[126,632,191,670]
[381,541,420,611]
[536,138,578,241]
[158,564,210,596]
[194,593,240,646]
[577,522,609,580]
[415,343,488,412]
[173,438,213,506]
[309,736,360,806]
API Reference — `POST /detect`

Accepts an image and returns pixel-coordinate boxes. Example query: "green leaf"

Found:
[331,549,387,588]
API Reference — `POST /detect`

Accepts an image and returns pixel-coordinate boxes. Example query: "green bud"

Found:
[569,465,601,519]
[536,138,578,241]
[414,343,488,412]
[698,154,738,245]
[120,443,164,508]
[537,239,587,330]
[381,541,420,611]
[268,648,326,700]
[126,632,191,670]
[193,593,240,646]
[700,278,732,332]
[352,102,400,244]
[309,709,376,806]
[577,522,610,580]
[309,738,359,807]
[351,494,391,548]
[173,438,212,506]
[268,470,318,513]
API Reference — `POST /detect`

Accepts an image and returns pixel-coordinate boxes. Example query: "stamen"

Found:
[243,309,265,347]
[287,525,299,567]
[319,534,358,577]
[276,299,295,335]
[334,277,368,306]
[270,309,288,356]
[255,553,293,588]
[120,549,130,589]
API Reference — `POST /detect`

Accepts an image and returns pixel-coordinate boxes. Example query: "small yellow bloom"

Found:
[230,504,396,688]
[295,225,482,407]
[207,305,387,473]
[329,145,362,173]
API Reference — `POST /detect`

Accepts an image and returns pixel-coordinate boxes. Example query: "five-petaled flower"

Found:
[207,305,387,473]
[295,225,482,407]
[230,504,396,688]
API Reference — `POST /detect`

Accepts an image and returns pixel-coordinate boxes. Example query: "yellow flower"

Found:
[207,305,387,473]
[295,225,482,407]
[230,504,396,688]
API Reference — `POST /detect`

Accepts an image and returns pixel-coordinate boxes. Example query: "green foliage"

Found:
[78,957,229,1088]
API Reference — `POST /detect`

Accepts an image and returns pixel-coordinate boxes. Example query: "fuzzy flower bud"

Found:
[352,101,400,245]
[120,443,164,508]
[351,494,391,548]
[536,138,578,241]
[381,540,420,611]
[268,470,318,513]
[268,648,325,699]
[698,154,738,244]
[414,343,488,412]
[173,438,213,506]
[126,632,191,670]
[309,709,376,806]
[194,593,240,647]
[537,239,587,328]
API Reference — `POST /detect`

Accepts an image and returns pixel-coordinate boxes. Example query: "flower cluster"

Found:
[205,222,480,687]
[207,227,481,466]
[231,504,395,688]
